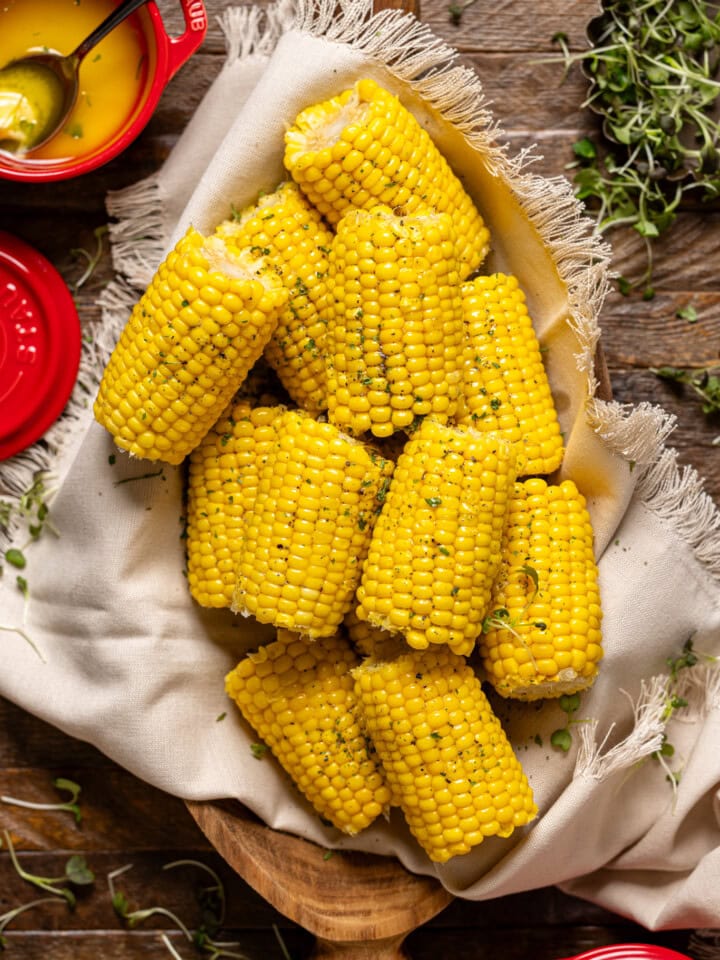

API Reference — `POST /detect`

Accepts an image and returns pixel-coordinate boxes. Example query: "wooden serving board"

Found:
[186,0,614,955]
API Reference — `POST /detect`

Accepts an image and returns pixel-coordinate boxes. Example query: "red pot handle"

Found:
[165,0,208,81]
[559,946,690,960]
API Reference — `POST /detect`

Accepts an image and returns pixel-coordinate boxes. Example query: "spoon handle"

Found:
[71,0,150,62]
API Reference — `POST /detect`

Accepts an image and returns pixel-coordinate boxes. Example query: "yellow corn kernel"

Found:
[94,228,287,464]
[232,410,394,638]
[226,629,392,835]
[344,606,401,660]
[215,182,334,412]
[325,205,465,438]
[186,401,286,608]
[479,477,603,701]
[455,274,564,476]
[284,78,490,278]
[353,648,538,862]
[356,418,516,657]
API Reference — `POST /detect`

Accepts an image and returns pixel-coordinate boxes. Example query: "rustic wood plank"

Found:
[405,927,692,960]
[0,768,206,851]
[416,0,601,51]
[0,699,105,768]
[0,929,311,959]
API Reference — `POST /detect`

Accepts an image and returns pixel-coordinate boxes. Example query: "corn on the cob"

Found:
[94,228,287,464]
[226,629,392,835]
[356,418,516,657]
[353,648,537,862]
[455,274,564,476]
[186,401,286,608]
[479,477,603,701]
[232,409,394,638]
[215,182,334,412]
[325,205,464,438]
[284,78,490,278]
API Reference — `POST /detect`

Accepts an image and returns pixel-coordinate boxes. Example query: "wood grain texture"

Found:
[0,0,716,956]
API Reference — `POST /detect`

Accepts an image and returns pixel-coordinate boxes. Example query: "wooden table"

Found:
[1,0,717,956]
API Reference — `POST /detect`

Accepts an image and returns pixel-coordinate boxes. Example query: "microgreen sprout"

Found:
[273,924,293,960]
[109,861,253,959]
[0,830,94,908]
[447,0,478,26]
[651,362,720,427]
[651,638,719,790]
[481,565,540,651]
[549,0,720,292]
[0,896,62,949]
[71,224,108,291]
[1,777,84,824]
[550,693,582,752]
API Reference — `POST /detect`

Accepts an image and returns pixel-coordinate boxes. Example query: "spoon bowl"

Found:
[0,0,151,154]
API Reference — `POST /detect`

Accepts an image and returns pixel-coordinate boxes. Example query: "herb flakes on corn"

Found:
[356,418,517,657]
[325,204,465,438]
[353,647,538,862]
[226,628,392,835]
[215,182,333,413]
[232,409,394,638]
[94,227,287,464]
[479,477,603,701]
[284,77,490,278]
[455,273,564,476]
[186,401,286,608]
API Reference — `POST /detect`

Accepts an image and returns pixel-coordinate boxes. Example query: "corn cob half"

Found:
[226,629,392,835]
[479,477,603,701]
[353,648,538,862]
[455,274,564,476]
[284,78,490,278]
[325,205,465,438]
[215,182,334,413]
[356,418,517,657]
[186,401,286,608]
[232,409,394,638]
[94,228,287,464]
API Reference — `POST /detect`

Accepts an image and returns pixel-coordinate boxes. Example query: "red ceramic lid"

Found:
[0,231,81,461]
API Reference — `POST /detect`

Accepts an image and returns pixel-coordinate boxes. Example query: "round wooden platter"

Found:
[186,798,453,958]
[185,0,615,954]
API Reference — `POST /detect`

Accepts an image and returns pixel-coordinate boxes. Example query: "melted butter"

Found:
[0,61,64,151]
[0,0,148,161]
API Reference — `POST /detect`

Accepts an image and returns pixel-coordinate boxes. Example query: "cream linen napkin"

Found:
[1,0,720,934]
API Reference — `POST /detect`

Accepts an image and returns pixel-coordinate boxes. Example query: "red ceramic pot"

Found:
[0,0,207,182]
[561,945,691,960]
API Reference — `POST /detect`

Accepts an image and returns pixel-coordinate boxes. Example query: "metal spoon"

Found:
[0,0,150,153]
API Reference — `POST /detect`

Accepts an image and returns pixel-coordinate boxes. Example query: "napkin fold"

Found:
[1,0,719,934]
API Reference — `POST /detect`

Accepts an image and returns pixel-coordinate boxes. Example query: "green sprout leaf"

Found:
[4,548,26,569]
[65,855,95,886]
[550,729,573,752]
[548,0,720,288]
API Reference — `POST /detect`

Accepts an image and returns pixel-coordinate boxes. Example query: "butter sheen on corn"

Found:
[356,418,517,656]
[456,273,564,476]
[215,182,333,413]
[226,628,392,835]
[479,477,603,701]
[284,77,490,278]
[353,648,538,862]
[94,228,287,464]
[232,409,394,638]
[186,401,286,608]
[325,205,465,438]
